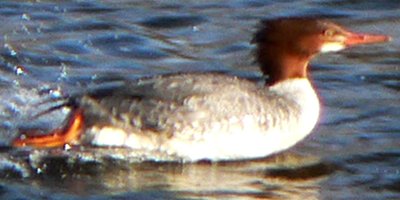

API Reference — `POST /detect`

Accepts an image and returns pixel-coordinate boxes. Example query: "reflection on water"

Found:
[0,148,333,199]
[0,0,399,199]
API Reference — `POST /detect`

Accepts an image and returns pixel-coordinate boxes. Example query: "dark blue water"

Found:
[0,1,399,199]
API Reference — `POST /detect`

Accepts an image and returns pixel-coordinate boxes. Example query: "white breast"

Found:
[267,78,320,150]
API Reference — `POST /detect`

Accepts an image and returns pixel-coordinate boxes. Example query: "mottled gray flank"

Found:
[81,73,273,134]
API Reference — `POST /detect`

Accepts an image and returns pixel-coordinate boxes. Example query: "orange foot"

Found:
[13,109,84,148]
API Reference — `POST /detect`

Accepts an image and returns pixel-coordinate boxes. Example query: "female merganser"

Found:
[12,17,390,161]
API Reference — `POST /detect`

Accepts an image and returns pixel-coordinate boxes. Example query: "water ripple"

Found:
[139,15,207,29]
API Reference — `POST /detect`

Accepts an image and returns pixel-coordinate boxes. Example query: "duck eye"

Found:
[324,29,335,37]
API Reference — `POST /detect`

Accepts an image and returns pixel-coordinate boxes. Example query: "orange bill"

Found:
[344,31,391,46]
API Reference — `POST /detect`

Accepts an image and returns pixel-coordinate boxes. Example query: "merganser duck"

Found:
[12,17,390,161]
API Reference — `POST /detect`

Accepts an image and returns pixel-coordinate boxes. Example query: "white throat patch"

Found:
[320,42,345,53]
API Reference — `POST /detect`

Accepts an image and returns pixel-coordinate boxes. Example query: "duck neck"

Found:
[257,46,313,86]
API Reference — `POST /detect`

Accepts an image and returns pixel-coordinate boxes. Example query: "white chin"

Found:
[320,43,345,53]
